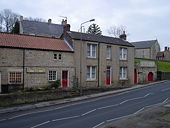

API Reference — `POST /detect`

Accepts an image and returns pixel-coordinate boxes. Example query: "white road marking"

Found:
[134,107,145,115]
[92,122,105,128]
[94,97,169,128]
[30,121,50,128]
[52,115,79,122]
[163,98,169,103]
[119,93,152,105]
[81,109,96,116]
[97,104,119,110]
[161,88,170,92]
[135,98,169,115]
[106,114,133,122]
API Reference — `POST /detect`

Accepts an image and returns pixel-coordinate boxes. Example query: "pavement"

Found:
[0,80,168,114]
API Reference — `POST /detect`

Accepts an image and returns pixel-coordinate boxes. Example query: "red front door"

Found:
[134,69,138,84]
[148,72,153,82]
[106,67,111,85]
[62,71,68,88]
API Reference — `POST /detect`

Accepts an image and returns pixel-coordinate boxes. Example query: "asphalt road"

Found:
[0,81,170,128]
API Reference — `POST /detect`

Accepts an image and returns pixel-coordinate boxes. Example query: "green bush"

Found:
[49,80,61,88]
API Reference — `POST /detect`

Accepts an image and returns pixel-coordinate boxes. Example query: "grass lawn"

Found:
[135,58,170,72]
[156,61,170,72]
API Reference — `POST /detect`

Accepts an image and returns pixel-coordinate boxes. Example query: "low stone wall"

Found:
[0,86,131,107]
[157,71,170,80]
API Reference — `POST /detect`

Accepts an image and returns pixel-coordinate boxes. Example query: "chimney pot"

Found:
[119,31,127,40]
[61,19,67,25]
[20,16,23,21]
[48,19,52,23]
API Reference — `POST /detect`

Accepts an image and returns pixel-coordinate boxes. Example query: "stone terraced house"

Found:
[65,31,135,87]
[0,18,135,92]
[0,33,75,91]
[131,40,160,60]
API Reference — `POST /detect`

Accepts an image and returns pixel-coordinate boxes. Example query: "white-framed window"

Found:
[48,70,57,81]
[87,66,96,80]
[120,48,127,60]
[120,67,127,80]
[54,54,62,60]
[9,72,22,84]
[87,44,97,58]
[106,46,111,59]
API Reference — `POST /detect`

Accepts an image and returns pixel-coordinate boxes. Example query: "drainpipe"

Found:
[23,49,25,89]
[98,43,100,87]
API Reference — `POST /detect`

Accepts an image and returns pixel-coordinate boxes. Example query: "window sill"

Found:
[87,56,96,59]
[119,78,128,81]
[106,58,112,60]
[86,79,97,82]
[120,59,127,61]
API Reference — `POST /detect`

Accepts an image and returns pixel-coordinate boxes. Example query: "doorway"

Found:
[148,72,153,82]
[62,70,69,88]
[134,69,138,84]
[106,66,111,85]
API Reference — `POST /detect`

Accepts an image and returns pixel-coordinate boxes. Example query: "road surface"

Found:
[0,81,170,128]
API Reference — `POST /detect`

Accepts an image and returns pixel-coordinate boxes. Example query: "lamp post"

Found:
[79,19,95,95]
[80,19,95,33]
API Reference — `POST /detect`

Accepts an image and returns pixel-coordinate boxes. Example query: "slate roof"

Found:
[67,31,134,47]
[0,33,73,52]
[131,40,157,49]
[20,20,64,38]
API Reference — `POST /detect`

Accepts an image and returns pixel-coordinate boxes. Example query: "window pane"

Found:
[92,45,96,57]
[87,44,91,57]
[58,54,62,60]
[49,71,56,81]
[9,72,22,84]
[106,46,111,59]
[54,54,57,59]
[92,66,96,79]
[87,67,90,79]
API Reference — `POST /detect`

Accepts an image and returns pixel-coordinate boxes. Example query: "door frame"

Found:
[106,66,111,85]
[0,72,1,93]
[61,70,69,88]
[134,69,138,84]
[148,72,153,82]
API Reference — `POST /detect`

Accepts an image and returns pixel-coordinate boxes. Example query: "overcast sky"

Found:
[1,0,170,50]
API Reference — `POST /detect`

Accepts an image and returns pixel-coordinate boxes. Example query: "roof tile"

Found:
[0,33,72,52]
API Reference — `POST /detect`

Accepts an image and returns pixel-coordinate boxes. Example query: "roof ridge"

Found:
[0,32,63,41]
[22,19,64,26]
[131,39,157,43]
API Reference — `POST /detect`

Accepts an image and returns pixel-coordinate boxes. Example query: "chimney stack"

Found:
[119,31,127,40]
[61,19,67,25]
[20,16,23,21]
[165,46,168,51]
[48,19,52,23]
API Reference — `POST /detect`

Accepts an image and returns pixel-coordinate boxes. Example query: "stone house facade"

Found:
[131,40,160,59]
[156,46,170,61]
[0,33,75,90]
[11,19,135,88]
[66,31,134,87]
[134,59,157,84]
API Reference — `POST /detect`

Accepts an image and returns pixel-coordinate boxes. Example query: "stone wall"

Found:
[73,40,134,87]
[0,48,75,88]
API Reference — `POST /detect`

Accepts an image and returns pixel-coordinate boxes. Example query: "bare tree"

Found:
[0,9,20,32]
[0,13,3,31]
[107,25,128,38]
[24,17,45,22]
